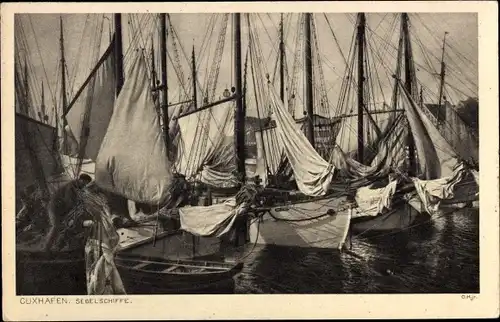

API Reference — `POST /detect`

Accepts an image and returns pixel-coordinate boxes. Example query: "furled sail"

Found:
[179,197,245,237]
[95,52,174,205]
[255,127,282,186]
[175,101,238,187]
[353,179,399,218]
[267,82,335,196]
[254,122,301,187]
[398,81,459,179]
[252,68,308,187]
[199,135,238,187]
[411,162,471,215]
[329,140,389,179]
[334,109,392,160]
[266,81,397,195]
[65,38,116,162]
[370,113,408,172]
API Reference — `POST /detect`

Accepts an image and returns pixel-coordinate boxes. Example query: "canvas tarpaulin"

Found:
[179,197,249,237]
[411,162,470,215]
[66,40,116,162]
[95,53,173,205]
[353,179,399,218]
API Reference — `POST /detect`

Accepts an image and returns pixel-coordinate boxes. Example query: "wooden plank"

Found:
[162,266,178,273]
[140,260,228,271]
[118,229,180,251]
[132,262,151,270]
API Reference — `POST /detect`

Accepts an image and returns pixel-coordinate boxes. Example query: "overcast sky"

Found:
[15,12,478,124]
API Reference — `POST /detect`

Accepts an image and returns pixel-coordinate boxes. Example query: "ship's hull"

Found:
[16,248,87,295]
[350,202,429,235]
[248,195,352,250]
[248,194,433,249]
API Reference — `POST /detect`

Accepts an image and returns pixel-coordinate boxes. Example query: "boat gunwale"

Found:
[115,252,238,266]
[116,250,239,263]
[114,256,243,277]
[115,263,240,276]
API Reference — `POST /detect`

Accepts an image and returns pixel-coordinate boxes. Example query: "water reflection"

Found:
[235,208,479,293]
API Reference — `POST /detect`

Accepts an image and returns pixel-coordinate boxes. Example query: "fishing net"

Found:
[81,186,126,295]
[16,185,51,246]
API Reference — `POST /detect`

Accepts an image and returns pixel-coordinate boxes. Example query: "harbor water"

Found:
[233,207,479,294]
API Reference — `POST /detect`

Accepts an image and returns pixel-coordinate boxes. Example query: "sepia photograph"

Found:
[2,1,498,320]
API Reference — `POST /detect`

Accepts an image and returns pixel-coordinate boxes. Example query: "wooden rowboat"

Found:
[114,253,244,294]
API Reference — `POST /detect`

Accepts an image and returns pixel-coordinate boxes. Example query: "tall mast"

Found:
[114,14,124,95]
[402,13,416,176]
[234,13,245,183]
[160,14,169,157]
[420,86,423,108]
[59,16,69,154]
[151,38,157,91]
[438,31,449,111]
[391,20,404,119]
[41,81,46,122]
[23,58,29,115]
[305,13,315,147]
[279,13,285,103]
[356,13,366,164]
[191,45,198,109]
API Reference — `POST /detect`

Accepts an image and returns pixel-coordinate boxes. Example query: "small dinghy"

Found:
[114,253,244,294]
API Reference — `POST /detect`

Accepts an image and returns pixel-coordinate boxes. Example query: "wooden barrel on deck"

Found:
[16,248,87,295]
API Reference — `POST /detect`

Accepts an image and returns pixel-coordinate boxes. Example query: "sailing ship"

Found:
[245,13,479,248]
[14,16,89,295]
[15,12,479,294]
[60,13,249,294]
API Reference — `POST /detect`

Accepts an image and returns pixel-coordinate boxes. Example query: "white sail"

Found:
[65,42,116,161]
[95,52,174,204]
[176,101,238,187]
[334,110,392,159]
[255,127,281,186]
[267,83,335,196]
[370,113,408,172]
[398,82,459,179]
